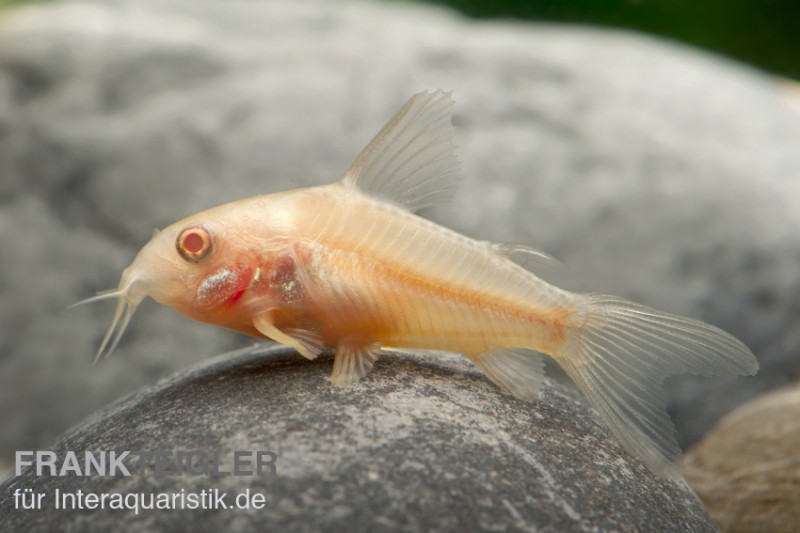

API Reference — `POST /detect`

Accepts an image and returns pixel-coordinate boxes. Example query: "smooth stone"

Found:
[684,381,800,531]
[0,346,716,531]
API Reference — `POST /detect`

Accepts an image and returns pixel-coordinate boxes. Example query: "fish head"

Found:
[77,211,259,361]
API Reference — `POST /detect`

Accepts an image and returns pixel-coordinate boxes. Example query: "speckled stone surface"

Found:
[0,346,716,531]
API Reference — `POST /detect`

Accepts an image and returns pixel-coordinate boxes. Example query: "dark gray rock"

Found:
[0,346,716,532]
[2,0,800,477]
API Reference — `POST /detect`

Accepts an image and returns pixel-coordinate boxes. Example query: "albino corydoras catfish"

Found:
[78,90,758,481]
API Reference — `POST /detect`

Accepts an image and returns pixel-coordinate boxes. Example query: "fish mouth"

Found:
[69,270,146,363]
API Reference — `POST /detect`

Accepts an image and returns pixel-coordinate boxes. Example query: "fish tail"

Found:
[555,293,758,480]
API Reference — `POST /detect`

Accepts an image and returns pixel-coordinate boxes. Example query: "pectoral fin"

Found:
[252,311,325,360]
[330,339,382,387]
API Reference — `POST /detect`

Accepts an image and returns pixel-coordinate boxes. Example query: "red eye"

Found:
[176,225,213,263]
[183,232,204,254]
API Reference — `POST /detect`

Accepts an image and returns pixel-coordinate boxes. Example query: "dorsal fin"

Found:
[339,90,460,212]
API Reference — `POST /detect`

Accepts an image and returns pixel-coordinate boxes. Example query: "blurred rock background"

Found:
[1,0,799,527]
[422,0,800,81]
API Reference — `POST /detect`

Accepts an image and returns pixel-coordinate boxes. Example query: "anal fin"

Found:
[472,347,546,402]
[252,311,325,360]
[330,339,382,387]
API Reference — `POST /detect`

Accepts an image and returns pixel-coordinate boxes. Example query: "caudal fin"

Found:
[558,293,758,480]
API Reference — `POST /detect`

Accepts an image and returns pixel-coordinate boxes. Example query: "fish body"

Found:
[134,185,573,359]
[81,91,758,481]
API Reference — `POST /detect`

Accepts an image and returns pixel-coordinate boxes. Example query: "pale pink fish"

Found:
[77,90,758,480]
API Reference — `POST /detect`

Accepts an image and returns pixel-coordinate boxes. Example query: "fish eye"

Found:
[176,225,213,263]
